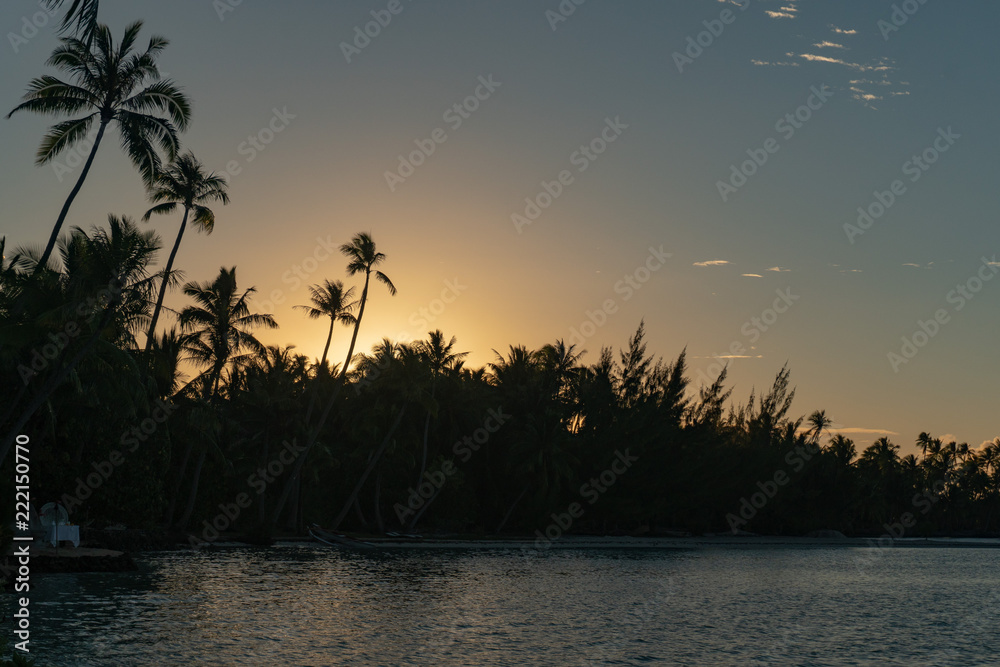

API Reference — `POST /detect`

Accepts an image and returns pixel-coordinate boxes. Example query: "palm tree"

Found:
[538,339,584,401]
[982,439,1000,477]
[179,267,277,400]
[174,266,276,528]
[7,20,190,270]
[807,410,833,444]
[148,328,186,398]
[295,280,357,370]
[142,152,230,354]
[413,330,468,490]
[277,234,396,516]
[1,216,161,461]
[539,339,584,378]
[861,437,901,478]
[331,341,431,531]
[827,434,857,468]
[338,233,396,380]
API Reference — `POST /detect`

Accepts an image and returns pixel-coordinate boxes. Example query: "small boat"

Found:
[308,524,377,550]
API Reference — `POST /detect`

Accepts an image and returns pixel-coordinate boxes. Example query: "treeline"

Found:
[2,6,1000,542]
[3,221,1000,539]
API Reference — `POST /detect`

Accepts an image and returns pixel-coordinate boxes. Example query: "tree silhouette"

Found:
[295,280,357,370]
[142,152,230,354]
[338,233,396,380]
[7,21,190,270]
[174,266,276,528]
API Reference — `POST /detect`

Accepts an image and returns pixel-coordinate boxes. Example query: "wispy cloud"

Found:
[693,354,764,360]
[693,260,730,267]
[767,266,790,272]
[749,12,905,110]
[742,273,763,278]
[752,59,799,67]
[833,427,899,436]
[794,53,889,71]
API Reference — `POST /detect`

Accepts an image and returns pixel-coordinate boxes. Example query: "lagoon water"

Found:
[26,545,1000,665]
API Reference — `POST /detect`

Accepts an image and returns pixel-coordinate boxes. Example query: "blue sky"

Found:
[1,0,998,451]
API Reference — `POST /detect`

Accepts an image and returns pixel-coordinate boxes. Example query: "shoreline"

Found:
[215,534,1000,551]
[6,534,999,583]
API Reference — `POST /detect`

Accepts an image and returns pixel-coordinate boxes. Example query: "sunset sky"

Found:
[2,0,997,452]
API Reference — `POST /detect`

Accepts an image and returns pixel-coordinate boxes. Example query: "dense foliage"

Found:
[2,11,999,543]
[2,226,999,539]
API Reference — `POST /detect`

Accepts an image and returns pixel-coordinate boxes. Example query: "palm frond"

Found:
[43,0,100,37]
[121,79,191,129]
[190,206,215,233]
[35,114,98,164]
[141,202,178,221]
[375,270,397,296]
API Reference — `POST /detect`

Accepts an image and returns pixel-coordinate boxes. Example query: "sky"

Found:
[1,0,998,453]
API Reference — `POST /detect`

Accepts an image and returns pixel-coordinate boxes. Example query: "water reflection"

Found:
[26,545,1000,666]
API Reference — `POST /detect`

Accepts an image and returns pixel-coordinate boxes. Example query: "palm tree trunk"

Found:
[164,439,194,526]
[495,484,529,534]
[339,272,371,381]
[374,470,385,534]
[36,121,108,272]
[416,381,436,490]
[176,448,207,529]
[331,404,406,530]
[144,207,189,354]
[267,380,345,528]
[407,478,444,531]
[0,383,30,438]
[174,368,222,529]
[418,410,432,487]
[284,473,301,530]
[320,318,334,369]
[353,495,368,528]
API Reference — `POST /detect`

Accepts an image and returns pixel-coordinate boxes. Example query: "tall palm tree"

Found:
[338,233,396,380]
[295,280,357,370]
[174,266,276,528]
[142,152,230,354]
[7,20,190,270]
[280,233,396,510]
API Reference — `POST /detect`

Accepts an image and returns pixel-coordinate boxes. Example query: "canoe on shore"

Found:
[308,524,377,550]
